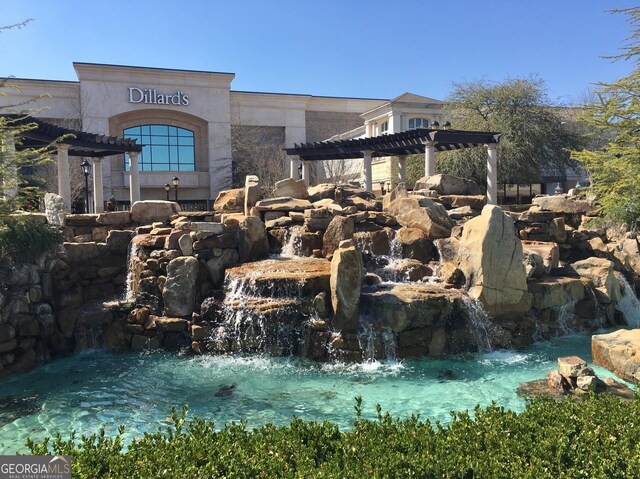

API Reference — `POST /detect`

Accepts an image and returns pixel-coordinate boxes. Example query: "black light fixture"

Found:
[379,181,386,194]
[164,183,171,201]
[297,162,303,179]
[172,176,180,202]
[81,159,91,213]
[431,120,440,129]
[443,121,452,129]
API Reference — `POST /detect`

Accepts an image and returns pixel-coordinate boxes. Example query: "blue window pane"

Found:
[153,136,169,146]
[177,127,192,137]
[141,125,151,135]
[150,125,168,135]
[178,136,194,146]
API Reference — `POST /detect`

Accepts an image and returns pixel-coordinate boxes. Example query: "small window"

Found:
[380,121,389,135]
[408,118,429,130]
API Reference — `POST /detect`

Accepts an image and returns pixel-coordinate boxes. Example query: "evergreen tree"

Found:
[570,8,640,228]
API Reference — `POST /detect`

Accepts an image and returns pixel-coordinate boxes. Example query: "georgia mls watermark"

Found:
[0,456,71,479]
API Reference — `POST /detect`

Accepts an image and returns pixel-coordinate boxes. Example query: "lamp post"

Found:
[164,183,171,201]
[297,162,303,180]
[172,176,179,202]
[81,159,91,213]
[379,181,385,195]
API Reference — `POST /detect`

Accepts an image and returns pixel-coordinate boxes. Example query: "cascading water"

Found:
[460,295,493,352]
[357,321,397,363]
[124,243,141,302]
[556,301,578,335]
[616,276,640,327]
[279,226,303,258]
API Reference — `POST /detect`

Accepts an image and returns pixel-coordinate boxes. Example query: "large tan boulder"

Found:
[330,239,363,333]
[385,196,454,240]
[395,227,436,263]
[131,200,181,224]
[415,174,483,196]
[457,205,531,319]
[592,329,640,384]
[613,237,640,277]
[571,257,621,304]
[162,256,199,317]
[531,195,597,215]
[308,183,336,202]
[522,240,559,277]
[382,183,408,211]
[205,249,239,286]
[255,197,312,212]
[528,277,586,310]
[214,188,245,213]
[238,216,269,263]
[323,216,355,259]
[244,175,261,216]
[273,178,309,199]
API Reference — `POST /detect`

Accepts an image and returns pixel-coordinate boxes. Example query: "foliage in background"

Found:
[407,77,585,188]
[571,8,640,230]
[26,395,640,478]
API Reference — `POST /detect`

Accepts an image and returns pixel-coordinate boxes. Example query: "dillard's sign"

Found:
[128,87,189,106]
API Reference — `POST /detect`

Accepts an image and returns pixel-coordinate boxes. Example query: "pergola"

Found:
[285,128,501,204]
[3,115,143,212]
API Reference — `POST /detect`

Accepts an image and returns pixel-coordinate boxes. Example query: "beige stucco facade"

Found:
[1,63,446,205]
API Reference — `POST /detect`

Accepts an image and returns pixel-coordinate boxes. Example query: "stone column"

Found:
[1,136,17,199]
[486,143,498,205]
[362,150,373,192]
[129,151,141,206]
[424,141,436,177]
[92,157,104,212]
[398,156,407,185]
[301,160,311,186]
[290,155,301,179]
[389,112,402,133]
[56,144,71,210]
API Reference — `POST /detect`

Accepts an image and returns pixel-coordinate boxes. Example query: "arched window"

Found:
[124,124,195,171]
[408,118,429,130]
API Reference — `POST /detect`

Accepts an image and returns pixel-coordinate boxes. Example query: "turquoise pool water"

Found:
[0,333,632,453]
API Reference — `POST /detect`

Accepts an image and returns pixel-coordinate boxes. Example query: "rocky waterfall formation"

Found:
[3,175,640,377]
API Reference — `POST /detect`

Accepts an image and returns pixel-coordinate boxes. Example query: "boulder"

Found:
[308,183,336,202]
[96,211,132,226]
[385,196,454,240]
[549,217,567,243]
[162,256,199,317]
[64,242,100,263]
[447,206,475,220]
[214,188,245,213]
[382,259,432,282]
[592,329,640,384]
[131,200,181,224]
[415,174,483,196]
[313,198,343,214]
[531,195,597,215]
[106,230,133,251]
[528,277,586,310]
[238,216,269,262]
[395,227,436,263]
[382,183,408,211]
[457,205,531,319]
[44,192,67,225]
[205,249,239,286]
[65,214,99,226]
[244,175,261,216]
[438,195,486,210]
[557,356,590,379]
[571,257,621,304]
[255,197,313,212]
[330,240,363,333]
[521,241,559,274]
[273,178,309,199]
[322,216,355,259]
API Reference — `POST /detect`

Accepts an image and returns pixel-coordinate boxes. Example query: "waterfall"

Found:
[584,287,606,329]
[616,276,640,328]
[460,295,493,352]
[556,301,577,335]
[357,322,397,362]
[124,243,141,302]
[279,226,303,258]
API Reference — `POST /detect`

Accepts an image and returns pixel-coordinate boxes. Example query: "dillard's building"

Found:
[1,62,450,210]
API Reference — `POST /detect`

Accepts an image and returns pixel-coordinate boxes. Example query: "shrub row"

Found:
[26,394,640,478]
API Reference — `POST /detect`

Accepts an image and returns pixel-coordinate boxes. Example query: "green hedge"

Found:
[26,395,640,478]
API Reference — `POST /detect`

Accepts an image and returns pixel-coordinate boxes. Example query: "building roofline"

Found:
[231,89,387,102]
[72,62,236,77]
[1,76,79,84]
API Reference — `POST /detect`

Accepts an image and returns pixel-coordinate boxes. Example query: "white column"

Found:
[424,141,436,177]
[92,158,104,213]
[365,122,373,138]
[486,144,498,205]
[362,150,373,192]
[56,144,71,210]
[1,136,17,199]
[289,155,301,179]
[398,156,407,184]
[129,151,141,206]
[301,160,311,186]
[389,112,402,133]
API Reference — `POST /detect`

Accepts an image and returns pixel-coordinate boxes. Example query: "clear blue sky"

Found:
[2,1,638,104]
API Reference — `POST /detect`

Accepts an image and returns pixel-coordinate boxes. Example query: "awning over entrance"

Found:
[3,114,143,211]
[284,127,501,204]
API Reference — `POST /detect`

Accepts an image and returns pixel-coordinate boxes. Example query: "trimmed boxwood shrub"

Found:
[26,394,640,478]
